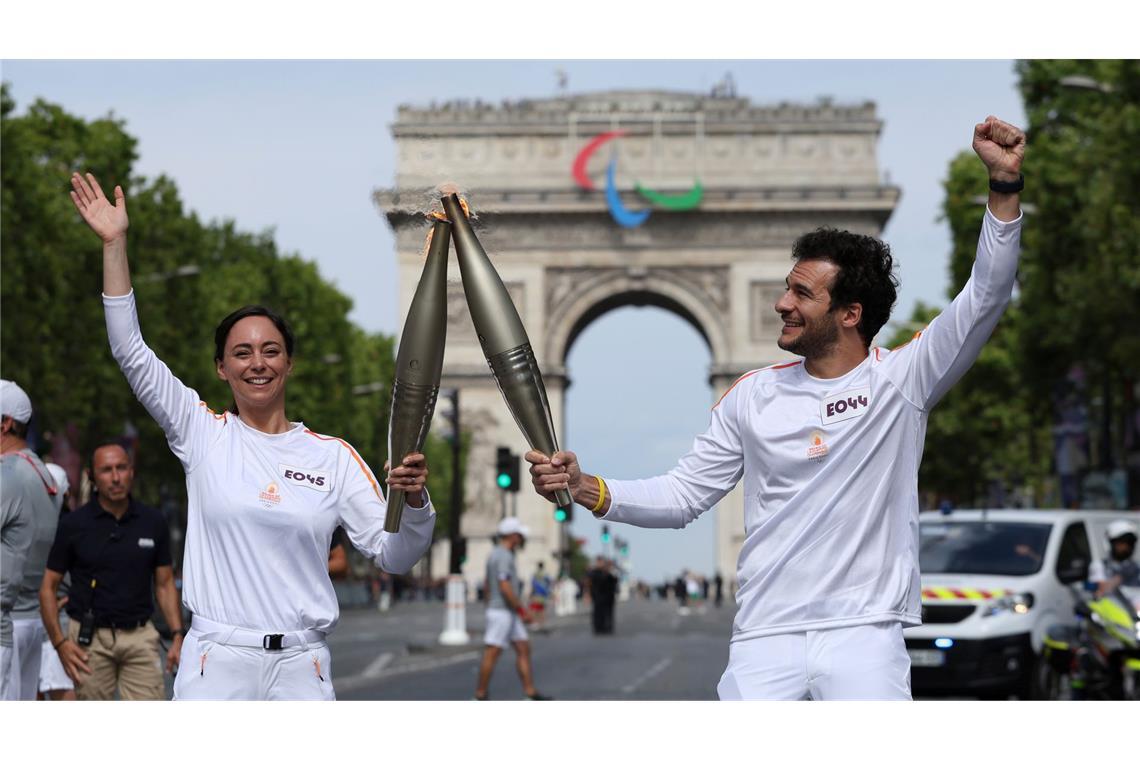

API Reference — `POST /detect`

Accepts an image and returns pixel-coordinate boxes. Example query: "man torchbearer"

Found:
[528,116,1026,700]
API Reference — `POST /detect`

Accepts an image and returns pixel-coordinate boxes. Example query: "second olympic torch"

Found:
[385,218,451,532]
[442,193,573,509]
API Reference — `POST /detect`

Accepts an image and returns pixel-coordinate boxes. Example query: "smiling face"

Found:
[215,315,293,415]
[774,259,845,358]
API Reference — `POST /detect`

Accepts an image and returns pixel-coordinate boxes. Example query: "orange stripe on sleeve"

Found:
[892,330,924,353]
[712,361,801,410]
[304,430,383,500]
[197,401,227,421]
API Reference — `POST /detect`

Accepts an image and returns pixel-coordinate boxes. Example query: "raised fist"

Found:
[972,116,1026,183]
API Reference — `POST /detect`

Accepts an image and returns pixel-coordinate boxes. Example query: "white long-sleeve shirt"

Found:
[105,291,435,634]
[602,208,1022,642]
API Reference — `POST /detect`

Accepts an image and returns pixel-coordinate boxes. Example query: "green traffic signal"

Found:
[497,472,513,489]
[554,506,568,522]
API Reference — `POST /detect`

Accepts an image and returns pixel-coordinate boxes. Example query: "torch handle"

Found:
[385,379,440,533]
[554,488,573,509]
[385,489,408,533]
[486,342,574,508]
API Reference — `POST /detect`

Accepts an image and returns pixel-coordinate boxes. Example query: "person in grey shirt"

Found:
[1,379,59,700]
[473,517,549,700]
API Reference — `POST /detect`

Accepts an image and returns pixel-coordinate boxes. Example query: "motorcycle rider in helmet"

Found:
[1088,520,1139,597]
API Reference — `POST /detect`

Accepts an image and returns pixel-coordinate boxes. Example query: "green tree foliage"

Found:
[1,86,409,522]
[894,61,1140,507]
[1015,60,1140,474]
[887,150,1049,506]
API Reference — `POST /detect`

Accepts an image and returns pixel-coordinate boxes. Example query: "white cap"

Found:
[1107,520,1137,541]
[45,463,70,496]
[0,379,33,424]
[496,516,530,537]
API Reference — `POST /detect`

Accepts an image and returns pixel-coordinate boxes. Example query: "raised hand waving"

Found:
[69,172,129,243]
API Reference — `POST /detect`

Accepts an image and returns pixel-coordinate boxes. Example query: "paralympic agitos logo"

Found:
[571,130,703,228]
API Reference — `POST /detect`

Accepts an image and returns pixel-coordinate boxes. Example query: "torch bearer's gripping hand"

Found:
[525,449,584,504]
[385,453,428,508]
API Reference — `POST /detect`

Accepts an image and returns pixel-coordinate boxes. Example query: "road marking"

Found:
[622,656,673,694]
[363,651,395,678]
[334,650,481,693]
[383,650,480,677]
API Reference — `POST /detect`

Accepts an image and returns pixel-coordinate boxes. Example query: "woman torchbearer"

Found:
[70,172,435,700]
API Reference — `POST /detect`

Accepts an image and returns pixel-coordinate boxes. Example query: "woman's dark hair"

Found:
[213,305,295,363]
[213,306,296,416]
[791,227,899,348]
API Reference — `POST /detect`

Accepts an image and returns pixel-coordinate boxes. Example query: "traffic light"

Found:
[495,447,515,491]
[554,502,572,523]
[507,452,520,493]
[601,525,611,543]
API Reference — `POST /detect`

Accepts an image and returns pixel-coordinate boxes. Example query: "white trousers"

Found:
[717,622,912,700]
[174,625,334,700]
[1,619,46,700]
[40,637,74,693]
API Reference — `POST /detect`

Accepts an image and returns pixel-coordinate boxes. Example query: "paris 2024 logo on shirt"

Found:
[259,482,282,508]
[807,431,830,463]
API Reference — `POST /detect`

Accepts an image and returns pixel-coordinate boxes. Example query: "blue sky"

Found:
[2,60,1027,582]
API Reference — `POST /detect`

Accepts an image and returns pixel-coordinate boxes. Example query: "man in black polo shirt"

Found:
[39,442,183,699]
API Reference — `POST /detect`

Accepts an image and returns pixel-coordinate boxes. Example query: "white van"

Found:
[905,508,1134,699]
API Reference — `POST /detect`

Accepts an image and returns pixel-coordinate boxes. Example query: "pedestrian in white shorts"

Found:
[473,517,550,700]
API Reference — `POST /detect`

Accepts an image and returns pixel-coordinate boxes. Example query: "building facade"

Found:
[375,89,899,594]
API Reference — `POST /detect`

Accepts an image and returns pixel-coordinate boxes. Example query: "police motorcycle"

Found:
[1040,581,1140,699]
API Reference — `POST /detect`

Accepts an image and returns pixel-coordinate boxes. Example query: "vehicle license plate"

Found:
[908,649,946,667]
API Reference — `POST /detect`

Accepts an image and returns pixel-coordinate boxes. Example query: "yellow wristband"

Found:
[591,475,607,513]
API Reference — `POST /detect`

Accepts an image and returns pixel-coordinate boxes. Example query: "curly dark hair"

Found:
[791,227,899,348]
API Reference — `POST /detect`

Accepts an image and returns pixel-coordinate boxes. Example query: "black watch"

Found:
[989,174,1024,194]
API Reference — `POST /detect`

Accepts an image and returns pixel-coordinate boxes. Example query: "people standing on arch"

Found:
[526,115,1026,700]
[67,171,436,700]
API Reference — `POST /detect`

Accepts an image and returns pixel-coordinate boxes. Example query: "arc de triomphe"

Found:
[375,90,898,594]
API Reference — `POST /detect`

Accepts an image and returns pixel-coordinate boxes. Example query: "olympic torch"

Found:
[442,193,573,509]
[385,218,451,532]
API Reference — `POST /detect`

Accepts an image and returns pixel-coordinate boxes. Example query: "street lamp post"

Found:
[1059,75,1114,94]
[135,264,201,284]
[439,389,470,645]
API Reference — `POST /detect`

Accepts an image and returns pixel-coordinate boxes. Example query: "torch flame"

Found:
[422,192,471,257]
[428,196,470,220]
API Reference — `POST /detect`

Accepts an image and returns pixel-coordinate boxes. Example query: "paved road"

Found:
[330,597,734,700]
[158,598,983,700]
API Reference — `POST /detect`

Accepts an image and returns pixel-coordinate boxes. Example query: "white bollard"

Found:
[438,574,471,645]
[555,577,578,616]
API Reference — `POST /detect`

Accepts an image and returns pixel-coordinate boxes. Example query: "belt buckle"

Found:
[263,633,285,651]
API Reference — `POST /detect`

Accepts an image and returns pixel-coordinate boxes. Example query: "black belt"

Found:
[96,618,150,631]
